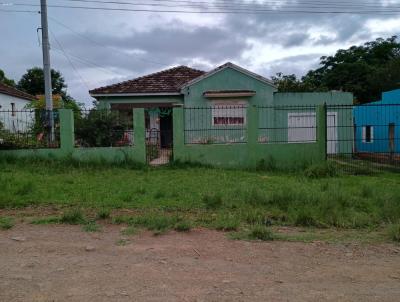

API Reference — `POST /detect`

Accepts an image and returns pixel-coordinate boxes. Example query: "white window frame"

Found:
[362,125,374,143]
[211,100,247,126]
[287,112,317,143]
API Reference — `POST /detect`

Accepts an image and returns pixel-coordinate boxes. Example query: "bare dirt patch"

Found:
[1,224,400,302]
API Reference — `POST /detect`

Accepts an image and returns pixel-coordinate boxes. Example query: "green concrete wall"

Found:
[173,105,326,169]
[182,66,277,107]
[0,109,147,164]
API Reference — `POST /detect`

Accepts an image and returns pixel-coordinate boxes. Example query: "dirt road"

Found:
[1,224,400,302]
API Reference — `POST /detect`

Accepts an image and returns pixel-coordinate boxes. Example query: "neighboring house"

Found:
[354,89,400,154]
[90,62,353,153]
[0,83,36,132]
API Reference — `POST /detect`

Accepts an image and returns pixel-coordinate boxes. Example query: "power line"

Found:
[48,16,168,67]
[59,0,400,10]
[0,8,38,13]
[3,2,400,14]
[50,29,91,91]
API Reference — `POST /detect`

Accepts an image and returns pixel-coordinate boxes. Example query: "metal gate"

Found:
[146,129,173,165]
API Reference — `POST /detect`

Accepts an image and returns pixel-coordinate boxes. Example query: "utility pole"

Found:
[40,0,54,141]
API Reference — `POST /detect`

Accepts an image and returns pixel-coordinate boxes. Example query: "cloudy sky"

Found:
[1,0,400,106]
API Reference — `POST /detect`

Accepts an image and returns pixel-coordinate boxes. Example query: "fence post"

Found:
[247,105,259,168]
[59,109,74,154]
[317,104,327,161]
[133,108,146,164]
[173,105,184,162]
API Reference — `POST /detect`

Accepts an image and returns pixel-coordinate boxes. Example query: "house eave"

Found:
[90,92,182,97]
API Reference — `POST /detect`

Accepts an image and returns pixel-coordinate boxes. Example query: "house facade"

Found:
[90,62,353,155]
[354,89,400,154]
[0,83,35,132]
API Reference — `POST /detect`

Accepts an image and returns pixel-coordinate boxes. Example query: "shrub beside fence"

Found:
[74,109,134,148]
[0,109,60,150]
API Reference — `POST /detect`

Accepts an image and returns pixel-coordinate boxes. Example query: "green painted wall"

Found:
[173,105,327,169]
[182,66,277,107]
[0,109,147,164]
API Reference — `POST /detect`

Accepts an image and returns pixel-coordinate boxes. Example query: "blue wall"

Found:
[354,89,400,153]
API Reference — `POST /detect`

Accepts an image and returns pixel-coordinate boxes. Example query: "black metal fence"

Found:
[74,109,134,148]
[184,105,247,144]
[258,105,318,144]
[327,103,400,173]
[0,109,60,149]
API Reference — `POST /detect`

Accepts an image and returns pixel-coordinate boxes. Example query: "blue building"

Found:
[354,89,400,154]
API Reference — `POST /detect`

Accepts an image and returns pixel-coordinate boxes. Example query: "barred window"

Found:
[211,102,247,126]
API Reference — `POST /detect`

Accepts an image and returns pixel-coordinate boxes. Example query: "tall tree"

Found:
[17,67,66,96]
[0,69,16,87]
[274,36,400,103]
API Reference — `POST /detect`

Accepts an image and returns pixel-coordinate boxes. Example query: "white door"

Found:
[288,113,316,143]
[327,112,338,154]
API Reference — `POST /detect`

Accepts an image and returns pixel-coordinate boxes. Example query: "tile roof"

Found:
[0,82,36,101]
[89,66,205,95]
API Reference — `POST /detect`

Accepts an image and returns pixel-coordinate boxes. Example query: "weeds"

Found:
[60,209,86,225]
[174,220,192,232]
[0,217,14,230]
[213,214,240,231]
[304,162,338,178]
[30,216,60,225]
[82,222,101,232]
[96,208,111,220]
[388,223,400,242]
[247,225,275,241]
[121,226,137,236]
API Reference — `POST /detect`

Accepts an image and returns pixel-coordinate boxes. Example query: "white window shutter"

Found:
[370,126,374,143]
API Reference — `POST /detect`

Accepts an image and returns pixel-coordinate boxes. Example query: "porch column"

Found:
[173,105,185,162]
[59,109,74,154]
[247,105,259,168]
[317,104,327,161]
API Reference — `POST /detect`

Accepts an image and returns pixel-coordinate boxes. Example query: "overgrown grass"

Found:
[0,217,14,230]
[387,223,400,242]
[1,158,400,241]
[82,222,101,232]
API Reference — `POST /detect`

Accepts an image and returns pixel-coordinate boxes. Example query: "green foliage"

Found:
[174,220,192,232]
[274,36,400,103]
[213,214,240,231]
[60,209,86,225]
[0,69,16,87]
[247,225,275,241]
[30,216,60,225]
[388,223,400,242]
[304,162,338,178]
[202,193,223,209]
[17,67,66,96]
[256,157,277,172]
[0,217,14,230]
[128,213,180,233]
[121,226,137,236]
[74,110,130,147]
[82,222,101,232]
[96,208,111,220]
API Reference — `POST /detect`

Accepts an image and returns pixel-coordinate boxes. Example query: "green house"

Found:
[90,62,353,157]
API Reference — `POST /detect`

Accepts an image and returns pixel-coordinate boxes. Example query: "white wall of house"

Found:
[0,93,33,133]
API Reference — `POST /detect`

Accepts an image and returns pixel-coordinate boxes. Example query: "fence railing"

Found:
[0,110,60,149]
[184,106,247,144]
[258,105,318,144]
[327,103,400,173]
[74,109,134,148]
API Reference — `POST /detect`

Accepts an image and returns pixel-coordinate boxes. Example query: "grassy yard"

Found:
[1,157,400,242]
